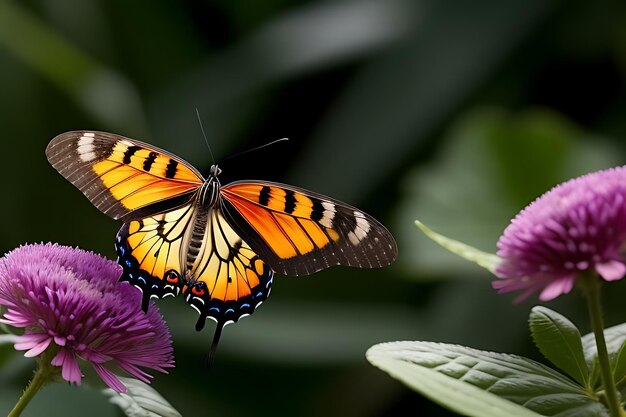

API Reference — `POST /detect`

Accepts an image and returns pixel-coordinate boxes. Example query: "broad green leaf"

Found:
[529,306,589,387]
[415,219,500,274]
[613,341,626,387]
[582,323,626,364]
[582,323,626,389]
[102,377,181,417]
[367,341,607,417]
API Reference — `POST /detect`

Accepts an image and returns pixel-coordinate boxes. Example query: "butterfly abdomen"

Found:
[186,210,208,270]
[184,179,221,270]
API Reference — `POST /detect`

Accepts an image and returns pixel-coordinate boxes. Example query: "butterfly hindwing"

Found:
[46,131,204,220]
[183,208,273,330]
[115,201,273,331]
[220,181,397,276]
[115,203,194,311]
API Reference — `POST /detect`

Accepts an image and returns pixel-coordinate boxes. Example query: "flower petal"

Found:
[92,363,127,393]
[15,333,52,357]
[595,260,626,281]
[538,275,575,301]
[52,348,82,384]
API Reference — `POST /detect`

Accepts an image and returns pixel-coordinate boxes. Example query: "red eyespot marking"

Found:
[165,270,179,283]
[192,285,205,296]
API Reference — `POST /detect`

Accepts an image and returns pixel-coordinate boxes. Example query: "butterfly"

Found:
[46,131,397,363]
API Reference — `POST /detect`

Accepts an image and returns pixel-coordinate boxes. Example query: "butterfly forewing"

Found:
[220,181,398,276]
[46,131,204,220]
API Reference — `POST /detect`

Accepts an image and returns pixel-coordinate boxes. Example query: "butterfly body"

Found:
[46,131,397,361]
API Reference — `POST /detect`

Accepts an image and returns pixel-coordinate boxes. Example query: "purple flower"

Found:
[494,167,626,301]
[0,243,174,393]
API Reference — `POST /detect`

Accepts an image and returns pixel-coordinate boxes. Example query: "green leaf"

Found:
[415,219,500,274]
[0,334,17,345]
[582,323,626,364]
[582,322,626,389]
[102,377,181,417]
[529,306,589,388]
[613,341,626,387]
[367,341,608,417]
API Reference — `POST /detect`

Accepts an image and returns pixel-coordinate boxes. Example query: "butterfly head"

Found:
[209,164,222,178]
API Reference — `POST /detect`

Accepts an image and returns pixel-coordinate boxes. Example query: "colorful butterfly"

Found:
[46,131,397,362]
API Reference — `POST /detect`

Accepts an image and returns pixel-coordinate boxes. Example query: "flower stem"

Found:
[581,275,623,417]
[8,355,55,417]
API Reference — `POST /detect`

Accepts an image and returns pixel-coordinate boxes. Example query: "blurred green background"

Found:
[2,0,626,416]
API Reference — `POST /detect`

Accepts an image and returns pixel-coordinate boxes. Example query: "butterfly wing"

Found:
[220,181,397,276]
[115,203,194,311]
[115,201,273,331]
[46,131,204,221]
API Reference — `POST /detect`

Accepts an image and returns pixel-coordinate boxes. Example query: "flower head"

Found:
[0,243,174,393]
[494,167,626,301]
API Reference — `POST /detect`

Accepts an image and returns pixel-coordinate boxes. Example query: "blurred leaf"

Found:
[0,334,18,369]
[291,0,553,201]
[103,377,181,417]
[529,307,589,388]
[398,108,622,278]
[0,334,17,345]
[162,300,425,365]
[485,111,574,207]
[150,0,419,161]
[0,382,117,417]
[0,1,146,135]
[367,341,606,417]
[415,219,499,274]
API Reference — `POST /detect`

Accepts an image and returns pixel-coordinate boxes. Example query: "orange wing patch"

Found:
[222,184,339,260]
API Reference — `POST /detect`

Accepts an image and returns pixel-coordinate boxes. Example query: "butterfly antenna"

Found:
[195,108,216,165]
[222,138,289,162]
[205,322,224,369]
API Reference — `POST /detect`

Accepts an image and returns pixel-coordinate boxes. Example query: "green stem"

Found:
[8,354,55,417]
[581,275,623,417]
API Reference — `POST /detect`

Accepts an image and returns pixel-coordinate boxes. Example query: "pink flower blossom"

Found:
[495,167,626,301]
[0,243,174,393]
